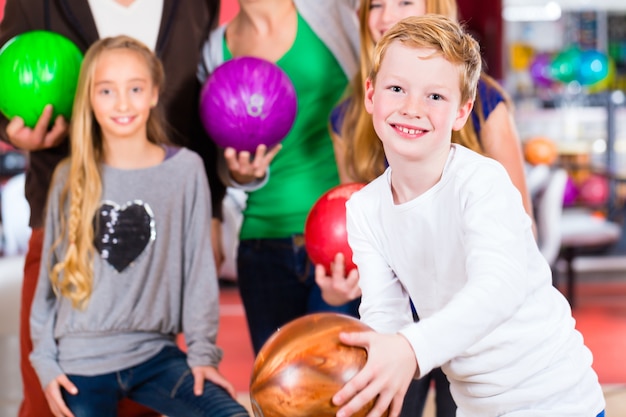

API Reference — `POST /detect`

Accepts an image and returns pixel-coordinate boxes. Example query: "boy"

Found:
[332,15,605,417]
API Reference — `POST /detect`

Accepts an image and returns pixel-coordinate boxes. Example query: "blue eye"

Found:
[430,93,443,101]
[390,86,403,93]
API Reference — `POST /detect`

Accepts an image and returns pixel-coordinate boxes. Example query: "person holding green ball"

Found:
[0,30,83,129]
[0,2,225,416]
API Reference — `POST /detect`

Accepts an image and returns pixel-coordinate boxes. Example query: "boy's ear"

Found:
[364,77,375,115]
[452,99,474,131]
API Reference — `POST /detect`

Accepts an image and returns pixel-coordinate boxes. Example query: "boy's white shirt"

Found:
[88,0,163,51]
[346,144,605,416]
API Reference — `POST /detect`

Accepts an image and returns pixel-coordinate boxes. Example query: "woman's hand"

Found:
[224,143,282,185]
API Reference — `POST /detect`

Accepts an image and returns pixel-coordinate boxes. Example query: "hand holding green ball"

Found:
[0,30,83,128]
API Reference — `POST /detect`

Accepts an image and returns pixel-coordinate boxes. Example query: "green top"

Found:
[224,13,347,239]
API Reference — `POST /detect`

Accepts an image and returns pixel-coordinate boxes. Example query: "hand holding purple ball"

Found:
[199,56,297,153]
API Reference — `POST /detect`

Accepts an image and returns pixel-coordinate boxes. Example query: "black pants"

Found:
[400,367,456,417]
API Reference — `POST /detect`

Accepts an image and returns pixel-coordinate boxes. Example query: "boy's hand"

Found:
[44,374,77,417]
[315,253,362,306]
[192,365,237,399]
[224,143,281,185]
[5,104,68,151]
[332,331,417,417]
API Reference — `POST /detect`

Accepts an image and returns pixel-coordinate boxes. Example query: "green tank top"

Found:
[223,14,347,239]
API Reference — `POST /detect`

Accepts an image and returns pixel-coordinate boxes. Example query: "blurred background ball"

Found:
[586,55,615,93]
[578,174,609,206]
[524,136,559,166]
[550,47,582,84]
[199,56,297,153]
[305,183,366,273]
[250,312,388,417]
[0,30,83,127]
[529,53,553,88]
[578,49,610,86]
[563,175,579,206]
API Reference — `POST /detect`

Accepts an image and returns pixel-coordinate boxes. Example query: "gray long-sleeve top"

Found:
[30,147,222,388]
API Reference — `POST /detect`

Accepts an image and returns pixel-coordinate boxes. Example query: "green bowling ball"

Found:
[0,30,83,127]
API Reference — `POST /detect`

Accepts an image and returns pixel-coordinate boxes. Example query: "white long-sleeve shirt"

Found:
[346,144,604,417]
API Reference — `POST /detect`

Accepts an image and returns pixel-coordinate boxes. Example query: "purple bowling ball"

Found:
[563,176,578,206]
[199,56,297,153]
[529,53,553,88]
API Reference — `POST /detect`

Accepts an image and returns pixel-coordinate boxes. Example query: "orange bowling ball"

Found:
[524,136,559,166]
[250,312,388,417]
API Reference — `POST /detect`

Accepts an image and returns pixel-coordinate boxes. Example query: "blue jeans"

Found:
[237,236,361,354]
[62,346,249,417]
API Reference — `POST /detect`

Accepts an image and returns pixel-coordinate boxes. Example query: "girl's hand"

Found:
[224,143,282,185]
[315,253,362,306]
[191,365,237,399]
[5,104,68,151]
[44,374,77,417]
[332,331,417,417]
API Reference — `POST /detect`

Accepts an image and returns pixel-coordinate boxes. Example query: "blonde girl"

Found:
[29,36,248,417]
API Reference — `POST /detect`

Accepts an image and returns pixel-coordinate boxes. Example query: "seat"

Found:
[530,166,567,269]
[0,255,25,412]
[530,166,623,307]
[533,167,568,268]
[1,173,31,256]
[218,187,247,281]
[526,163,552,200]
[558,206,622,307]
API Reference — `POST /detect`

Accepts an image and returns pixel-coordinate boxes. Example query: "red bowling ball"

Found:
[304,183,366,272]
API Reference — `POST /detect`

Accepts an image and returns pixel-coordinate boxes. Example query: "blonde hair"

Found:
[370,15,482,104]
[342,0,509,183]
[50,35,168,309]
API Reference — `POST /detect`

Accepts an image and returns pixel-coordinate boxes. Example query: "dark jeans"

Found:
[237,236,360,354]
[400,368,456,417]
[20,229,158,417]
[400,302,456,416]
[62,346,248,417]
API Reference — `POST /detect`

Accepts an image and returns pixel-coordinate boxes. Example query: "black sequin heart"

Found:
[93,200,155,272]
